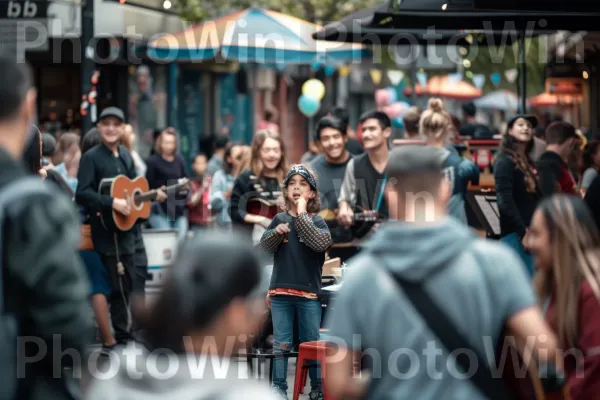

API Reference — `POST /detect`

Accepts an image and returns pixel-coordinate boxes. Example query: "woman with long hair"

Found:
[419,98,479,223]
[527,195,600,398]
[209,142,242,229]
[494,115,541,277]
[230,130,288,242]
[579,140,600,196]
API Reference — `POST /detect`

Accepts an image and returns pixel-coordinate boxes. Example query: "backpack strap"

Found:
[376,241,510,400]
[0,177,53,314]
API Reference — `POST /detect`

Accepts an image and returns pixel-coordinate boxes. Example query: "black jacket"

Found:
[494,154,540,238]
[536,151,578,198]
[76,143,137,255]
[0,148,91,400]
[585,175,600,233]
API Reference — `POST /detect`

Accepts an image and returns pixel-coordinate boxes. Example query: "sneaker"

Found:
[308,388,324,400]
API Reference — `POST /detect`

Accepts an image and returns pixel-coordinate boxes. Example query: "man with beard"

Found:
[337,110,390,236]
[310,116,354,261]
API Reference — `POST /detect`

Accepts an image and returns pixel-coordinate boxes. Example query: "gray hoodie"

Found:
[325,217,535,399]
[85,343,279,400]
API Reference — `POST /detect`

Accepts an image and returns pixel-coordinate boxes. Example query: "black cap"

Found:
[386,145,446,176]
[507,114,538,132]
[97,107,125,123]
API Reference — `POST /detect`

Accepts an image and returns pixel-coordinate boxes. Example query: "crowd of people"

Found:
[3,49,600,400]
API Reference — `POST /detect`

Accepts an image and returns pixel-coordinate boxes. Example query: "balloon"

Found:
[298,94,320,117]
[383,101,410,119]
[392,116,404,129]
[302,79,326,100]
[375,89,390,107]
[311,62,321,72]
[387,87,398,104]
[324,65,336,77]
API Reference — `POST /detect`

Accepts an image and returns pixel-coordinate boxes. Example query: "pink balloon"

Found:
[375,89,390,107]
[383,102,406,119]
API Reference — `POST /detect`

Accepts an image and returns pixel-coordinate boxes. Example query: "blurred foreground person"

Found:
[325,145,561,400]
[86,232,280,400]
[0,52,91,399]
[527,195,600,399]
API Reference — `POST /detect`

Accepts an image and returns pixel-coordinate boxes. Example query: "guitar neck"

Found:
[136,182,186,202]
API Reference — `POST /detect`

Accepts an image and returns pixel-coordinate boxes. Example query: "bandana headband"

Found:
[283,165,317,190]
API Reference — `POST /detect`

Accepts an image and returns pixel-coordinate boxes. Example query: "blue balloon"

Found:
[387,87,398,104]
[298,94,320,117]
[311,62,321,72]
[392,116,404,129]
[324,65,336,77]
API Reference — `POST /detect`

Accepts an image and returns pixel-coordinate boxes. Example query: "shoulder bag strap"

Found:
[384,256,510,400]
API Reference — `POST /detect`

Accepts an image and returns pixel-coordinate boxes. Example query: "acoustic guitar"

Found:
[318,206,382,239]
[246,197,281,220]
[98,175,190,231]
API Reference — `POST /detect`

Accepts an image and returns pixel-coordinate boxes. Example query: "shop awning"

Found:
[147,7,369,63]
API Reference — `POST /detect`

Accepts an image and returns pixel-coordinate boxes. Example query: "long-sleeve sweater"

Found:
[260,212,332,294]
[545,281,600,399]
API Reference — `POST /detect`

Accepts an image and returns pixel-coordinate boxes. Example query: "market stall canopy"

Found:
[404,75,482,100]
[528,92,582,107]
[148,7,369,63]
[474,90,519,111]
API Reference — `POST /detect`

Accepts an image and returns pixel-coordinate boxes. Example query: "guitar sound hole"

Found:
[132,190,143,209]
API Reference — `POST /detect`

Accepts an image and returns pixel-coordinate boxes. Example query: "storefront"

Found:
[21,0,185,137]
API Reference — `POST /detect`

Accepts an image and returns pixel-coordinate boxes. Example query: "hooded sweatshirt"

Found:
[325,217,535,400]
[85,343,280,400]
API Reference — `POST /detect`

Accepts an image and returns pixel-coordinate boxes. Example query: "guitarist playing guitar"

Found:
[76,107,167,345]
[230,130,288,243]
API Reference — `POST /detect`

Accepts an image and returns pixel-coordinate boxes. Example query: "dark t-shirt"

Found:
[310,154,353,243]
[145,154,188,218]
[459,123,494,139]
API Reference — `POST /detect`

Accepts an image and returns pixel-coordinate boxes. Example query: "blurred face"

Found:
[260,137,281,171]
[227,145,242,168]
[160,133,177,156]
[594,146,600,167]
[361,118,390,151]
[319,127,347,160]
[64,143,81,169]
[98,116,123,146]
[527,210,553,271]
[286,174,315,204]
[137,70,149,92]
[193,155,207,176]
[509,118,533,143]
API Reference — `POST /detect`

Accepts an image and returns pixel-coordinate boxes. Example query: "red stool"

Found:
[293,340,332,400]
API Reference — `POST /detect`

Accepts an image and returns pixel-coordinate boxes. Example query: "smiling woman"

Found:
[230,130,289,242]
[494,114,541,276]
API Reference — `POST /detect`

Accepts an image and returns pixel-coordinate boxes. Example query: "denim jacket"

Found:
[209,170,235,227]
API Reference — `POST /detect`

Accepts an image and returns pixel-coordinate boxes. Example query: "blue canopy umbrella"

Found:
[147,7,370,64]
